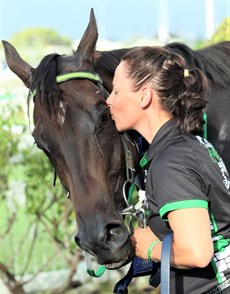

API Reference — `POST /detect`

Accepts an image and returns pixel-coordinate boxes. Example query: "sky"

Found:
[0,0,229,44]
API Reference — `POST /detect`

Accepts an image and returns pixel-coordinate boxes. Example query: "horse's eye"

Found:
[34,139,50,154]
[66,191,71,200]
[34,140,43,150]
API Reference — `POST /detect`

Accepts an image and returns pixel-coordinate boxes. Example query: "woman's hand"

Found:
[130,208,213,268]
[130,226,160,260]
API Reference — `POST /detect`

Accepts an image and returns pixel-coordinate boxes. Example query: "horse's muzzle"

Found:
[74,221,134,267]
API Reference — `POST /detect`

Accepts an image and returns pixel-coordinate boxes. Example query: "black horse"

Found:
[2,8,230,269]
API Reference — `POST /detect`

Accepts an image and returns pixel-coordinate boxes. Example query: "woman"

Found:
[106,47,230,294]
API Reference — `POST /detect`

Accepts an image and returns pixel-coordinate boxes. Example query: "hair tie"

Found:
[184,69,189,78]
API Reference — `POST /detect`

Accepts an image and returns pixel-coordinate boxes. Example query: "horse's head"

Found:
[2,9,140,268]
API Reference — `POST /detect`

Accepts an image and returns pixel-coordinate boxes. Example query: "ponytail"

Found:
[122,47,208,135]
[172,64,208,135]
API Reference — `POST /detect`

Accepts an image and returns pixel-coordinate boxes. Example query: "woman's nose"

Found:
[106,93,112,106]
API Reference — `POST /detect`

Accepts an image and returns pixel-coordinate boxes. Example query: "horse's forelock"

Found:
[29,53,63,123]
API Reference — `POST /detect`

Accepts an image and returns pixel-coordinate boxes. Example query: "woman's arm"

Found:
[130,207,214,269]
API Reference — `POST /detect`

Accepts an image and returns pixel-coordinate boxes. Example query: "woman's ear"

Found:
[140,86,152,109]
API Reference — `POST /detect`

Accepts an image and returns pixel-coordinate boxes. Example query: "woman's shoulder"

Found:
[153,133,197,168]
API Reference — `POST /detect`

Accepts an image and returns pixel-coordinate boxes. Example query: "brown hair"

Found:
[122,46,208,135]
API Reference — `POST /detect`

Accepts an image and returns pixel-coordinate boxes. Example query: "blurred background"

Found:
[0,0,229,293]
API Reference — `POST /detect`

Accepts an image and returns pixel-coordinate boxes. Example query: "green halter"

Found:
[56,72,102,84]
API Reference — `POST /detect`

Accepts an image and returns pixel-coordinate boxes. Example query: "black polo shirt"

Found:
[145,120,230,294]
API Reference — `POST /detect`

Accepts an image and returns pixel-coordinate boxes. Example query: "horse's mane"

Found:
[98,42,230,89]
[29,53,62,122]
[166,41,230,88]
[95,48,130,75]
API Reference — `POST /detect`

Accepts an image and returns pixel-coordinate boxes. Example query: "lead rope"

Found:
[85,253,106,277]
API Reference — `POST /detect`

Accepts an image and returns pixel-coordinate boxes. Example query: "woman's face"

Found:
[106,61,142,132]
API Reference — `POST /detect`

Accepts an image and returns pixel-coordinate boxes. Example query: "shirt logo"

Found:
[196,136,230,191]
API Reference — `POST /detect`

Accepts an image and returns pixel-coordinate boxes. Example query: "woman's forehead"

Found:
[114,62,129,85]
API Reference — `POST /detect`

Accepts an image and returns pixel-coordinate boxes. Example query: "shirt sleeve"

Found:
[147,149,209,221]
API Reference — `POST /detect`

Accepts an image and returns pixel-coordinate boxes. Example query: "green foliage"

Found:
[22,147,62,213]
[192,39,208,50]
[0,104,25,197]
[0,101,66,215]
[209,18,230,44]
[0,101,77,279]
[10,27,72,47]
[6,27,73,66]
[192,18,229,50]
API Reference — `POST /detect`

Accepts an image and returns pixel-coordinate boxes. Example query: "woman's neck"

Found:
[136,110,172,144]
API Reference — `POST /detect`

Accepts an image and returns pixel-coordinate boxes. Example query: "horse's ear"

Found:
[75,8,98,59]
[2,40,33,88]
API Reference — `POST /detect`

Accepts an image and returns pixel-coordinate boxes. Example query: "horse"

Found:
[2,8,230,272]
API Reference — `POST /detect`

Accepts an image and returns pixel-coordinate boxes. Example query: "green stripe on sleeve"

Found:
[211,259,223,284]
[160,199,208,220]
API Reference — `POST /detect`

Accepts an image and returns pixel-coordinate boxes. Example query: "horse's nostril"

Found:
[105,223,127,243]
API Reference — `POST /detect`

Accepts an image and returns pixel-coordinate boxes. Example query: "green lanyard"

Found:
[203,112,207,139]
[140,153,149,168]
